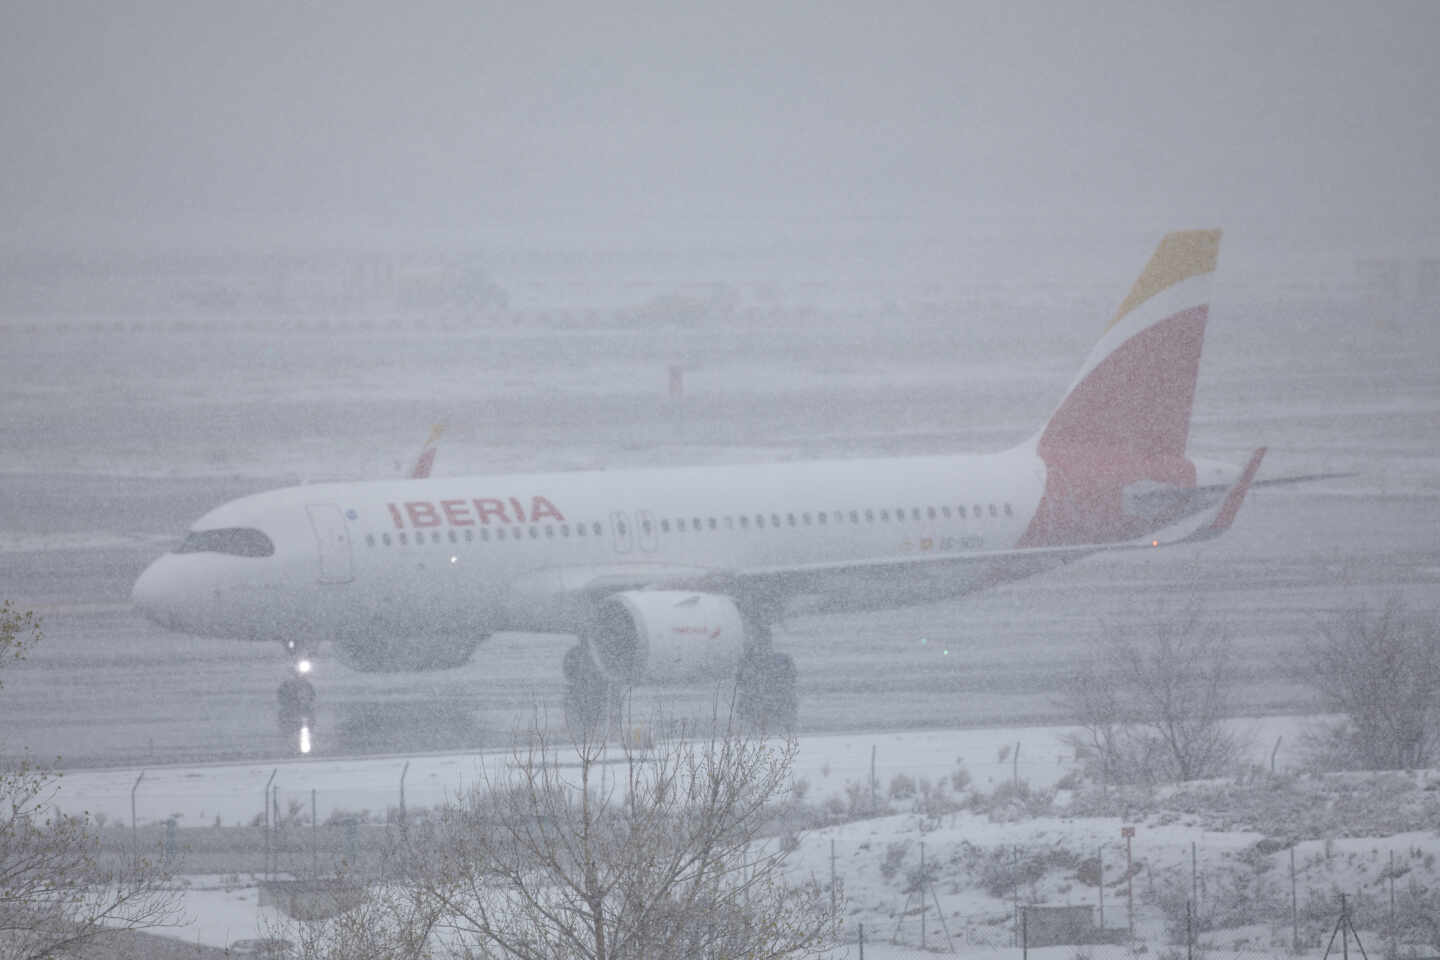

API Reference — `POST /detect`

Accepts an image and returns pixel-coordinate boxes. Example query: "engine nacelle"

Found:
[590,591,746,684]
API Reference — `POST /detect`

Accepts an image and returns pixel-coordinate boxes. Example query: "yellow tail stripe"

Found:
[1109,229,1221,329]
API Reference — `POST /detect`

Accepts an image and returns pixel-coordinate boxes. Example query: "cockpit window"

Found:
[174,527,274,557]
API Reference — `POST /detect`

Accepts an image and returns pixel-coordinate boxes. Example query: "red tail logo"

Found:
[1021,230,1221,547]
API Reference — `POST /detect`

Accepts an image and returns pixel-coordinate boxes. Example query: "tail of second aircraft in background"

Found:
[1019,229,1222,547]
[409,423,446,479]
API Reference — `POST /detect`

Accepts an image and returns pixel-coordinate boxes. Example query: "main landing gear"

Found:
[562,643,623,736]
[733,617,798,734]
[561,620,799,738]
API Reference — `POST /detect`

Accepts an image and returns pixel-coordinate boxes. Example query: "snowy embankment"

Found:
[53,717,1307,829]
[59,714,1429,956]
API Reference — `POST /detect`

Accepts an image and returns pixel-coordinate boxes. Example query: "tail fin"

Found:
[1020,230,1222,547]
[1039,229,1221,460]
[409,423,446,479]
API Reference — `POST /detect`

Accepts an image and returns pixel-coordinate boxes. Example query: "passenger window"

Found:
[816,512,825,525]
[365,534,375,547]
[941,506,951,518]
[802,513,811,525]
[593,522,602,536]
[464,529,473,542]
[958,505,967,518]
[575,524,585,537]
[480,528,489,542]
[398,533,408,545]
[848,511,858,523]
[382,533,392,546]
[448,531,457,544]
[641,518,652,535]
[771,513,781,528]
[973,505,982,519]
[927,506,936,520]
[1004,503,1014,517]
[529,526,539,539]
[694,517,703,530]
[740,516,749,529]
[561,524,569,537]
[496,528,506,541]
[545,526,554,538]
[661,519,670,533]
[617,519,628,536]
[989,504,998,518]
[912,507,921,521]
[879,510,889,522]
[787,513,796,526]
[864,509,874,522]
[755,515,765,529]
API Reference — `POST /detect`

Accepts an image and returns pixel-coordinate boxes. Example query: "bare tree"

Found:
[1062,604,1241,784]
[1304,597,1440,770]
[408,702,837,960]
[1,601,181,960]
[269,872,441,960]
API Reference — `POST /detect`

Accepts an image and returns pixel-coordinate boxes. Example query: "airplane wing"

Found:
[564,448,1271,607]
[721,447,1268,599]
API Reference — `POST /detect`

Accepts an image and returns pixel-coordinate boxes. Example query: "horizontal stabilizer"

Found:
[1177,446,1266,543]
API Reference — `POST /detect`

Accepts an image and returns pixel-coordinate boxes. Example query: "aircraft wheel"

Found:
[563,645,618,739]
[736,651,798,734]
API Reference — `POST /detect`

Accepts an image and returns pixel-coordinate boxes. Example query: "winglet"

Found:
[1181,446,1266,542]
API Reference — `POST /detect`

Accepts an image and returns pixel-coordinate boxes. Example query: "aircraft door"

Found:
[306,503,354,584]
[637,510,658,552]
[610,511,633,554]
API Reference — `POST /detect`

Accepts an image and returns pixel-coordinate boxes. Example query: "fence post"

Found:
[1021,905,1028,960]
[1390,849,1397,959]
[130,770,145,853]
[919,841,927,950]
[1191,841,1198,916]
[1291,846,1299,952]
[858,922,864,960]
[312,789,318,879]
[1186,900,1193,960]
[1340,893,1349,960]
[399,760,410,839]
[830,837,837,917]
[1012,846,1020,946]
[1098,844,1104,928]
[870,745,877,809]
[1123,826,1136,941]
[263,769,276,879]
[272,784,280,873]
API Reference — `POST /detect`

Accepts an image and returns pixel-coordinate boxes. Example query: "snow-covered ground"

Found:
[54,716,1308,829]
[57,714,1409,957]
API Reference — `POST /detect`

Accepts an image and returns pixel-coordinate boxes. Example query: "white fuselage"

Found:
[132,445,1050,649]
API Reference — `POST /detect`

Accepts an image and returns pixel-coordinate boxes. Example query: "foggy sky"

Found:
[2,1,1437,255]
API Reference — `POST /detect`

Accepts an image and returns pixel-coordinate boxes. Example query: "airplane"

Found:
[132,229,1270,736]
[408,423,445,479]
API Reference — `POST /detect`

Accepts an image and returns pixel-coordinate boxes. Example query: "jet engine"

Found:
[588,591,746,683]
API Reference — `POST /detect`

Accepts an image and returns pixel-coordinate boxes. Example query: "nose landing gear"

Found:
[277,640,317,751]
